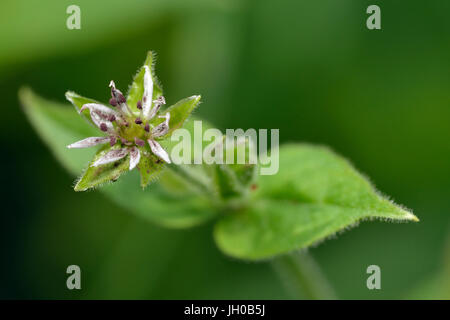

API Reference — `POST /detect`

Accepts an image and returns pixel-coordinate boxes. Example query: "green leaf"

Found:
[160,95,201,137]
[20,87,99,174]
[65,91,107,128]
[214,144,418,260]
[102,170,216,228]
[21,88,217,228]
[74,146,130,192]
[126,51,163,113]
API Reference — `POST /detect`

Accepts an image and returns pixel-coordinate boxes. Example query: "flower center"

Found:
[119,119,148,142]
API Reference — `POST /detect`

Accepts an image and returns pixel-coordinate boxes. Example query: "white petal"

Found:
[80,103,119,131]
[67,137,109,149]
[148,139,171,163]
[92,148,129,167]
[142,65,154,120]
[129,146,141,170]
[151,112,170,137]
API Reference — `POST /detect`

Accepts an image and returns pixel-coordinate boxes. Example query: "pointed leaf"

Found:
[214,144,418,260]
[20,87,99,174]
[126,51,163,114]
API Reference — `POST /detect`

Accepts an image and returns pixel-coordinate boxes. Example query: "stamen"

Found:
[109,136,117,146]
[108,114,116,122]
[120,137,131,146]
[137,100,142,110]
[151,112,170,137]
[147,96,166,120]
[144,123,150,132]
[156,96,166,105]
[117,93,126,104]
[109,98,118,106]
[135,117,143,125]
[109,80,132,115]
[134,137,145,147]
[100,123,108,132]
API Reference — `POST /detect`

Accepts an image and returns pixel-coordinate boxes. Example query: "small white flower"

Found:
[67,73,171,169]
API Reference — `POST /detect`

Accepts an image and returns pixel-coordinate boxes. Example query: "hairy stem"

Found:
[271,251,337,300]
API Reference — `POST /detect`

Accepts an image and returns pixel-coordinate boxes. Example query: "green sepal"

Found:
[74,145,130,191]
[65,91,109,128]
[138,149,165,188]
[153,95,201,138]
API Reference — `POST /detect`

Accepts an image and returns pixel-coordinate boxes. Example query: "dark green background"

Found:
[1,0,449,299]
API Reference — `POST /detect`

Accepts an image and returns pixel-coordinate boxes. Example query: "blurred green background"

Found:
[1,0,449,299]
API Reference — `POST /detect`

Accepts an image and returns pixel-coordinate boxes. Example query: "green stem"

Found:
[271,251,337,300]
[166,163,213,196]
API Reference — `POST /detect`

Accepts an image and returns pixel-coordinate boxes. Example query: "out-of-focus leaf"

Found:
[20,87,99,174]
[21,88,216,228]
[102,170,215,228]
[214,144,418,260]
[126,51,163,114]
